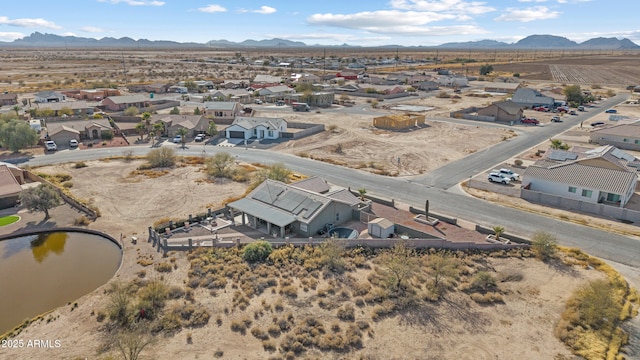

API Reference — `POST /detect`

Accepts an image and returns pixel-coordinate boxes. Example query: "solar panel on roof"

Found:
[548,150,578,161]
[611,148,635,162]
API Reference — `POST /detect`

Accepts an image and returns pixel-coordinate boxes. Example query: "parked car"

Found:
[533,106,548,112]
[569,110,578,115]
[591,122,605,127]
[275,100,285,106]
[551,116,563,123]
[496,168,519,181]
[488,172,510,185]
[45,140,57,151]
[557,106,569,113]
[577,106,586,111]
[194,134,205,142]
[172,135,182,143]
[254,99,263,104]
[521,117,539,125]
[605,109,617,113]
[69,139,78,148]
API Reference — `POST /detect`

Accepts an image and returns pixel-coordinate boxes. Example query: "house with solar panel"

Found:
[522,145,639,207]
[227,177,362,238]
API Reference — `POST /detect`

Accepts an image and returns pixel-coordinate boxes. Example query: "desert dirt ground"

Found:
[1,159,611,360]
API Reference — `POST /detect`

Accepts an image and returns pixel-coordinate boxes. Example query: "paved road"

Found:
[19,138,640,268]
[416,93,631,189]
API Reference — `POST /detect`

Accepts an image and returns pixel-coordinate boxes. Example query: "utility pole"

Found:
[121,52,128,84]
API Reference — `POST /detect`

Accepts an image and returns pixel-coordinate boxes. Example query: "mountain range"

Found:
[1,32,638,50]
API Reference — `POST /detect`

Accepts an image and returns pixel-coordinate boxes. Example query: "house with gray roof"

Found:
[0,164,23,209]
[225,117,287,141]
[101,94,150,111]
[589,122,640,151]
[45,118,113,140]
[512,88,555,107]
[522,145,638,207]
[258,85,296,102]
[34,91,66,103]
[228,179,362,237]
[154,114,209,138]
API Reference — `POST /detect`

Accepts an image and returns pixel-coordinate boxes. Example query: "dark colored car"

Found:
[591,122,605,127]
[605,109,617,113]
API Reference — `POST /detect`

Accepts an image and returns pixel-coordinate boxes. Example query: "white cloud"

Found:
[62,32,78,37]
[389,0,495,15]
[254,6,276,14]
[494,6,560,22]
[81,26,105,33]
[0,32,24,41]
[97,0,165,6]
[0,16,61,29]
[308,10,459,29]
[198,4,227,13]
[267,32,391,44]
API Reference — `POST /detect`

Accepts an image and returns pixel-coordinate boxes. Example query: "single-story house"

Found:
[34,100,98,116]
[0,164,22,209]
[203,101,242,122]
[289,176,331,194]
[102,94,150,111]
[48,125,80,145]
[63,88,121,101]
[437,75,468,88]
[155,115,209,138]
[336,71,359,80]
[484,82,521,94]
[477,101,524,123]
[34,91,66,103]
[179,80,214,90]
[258,85,296,99]
[45,118,113,140]
[415,81,439,91]
[589,122,640,151]
[252,74,283,85]
[522,145,638,207]
[222,80,250,89]
[306,92,335,107]
[294,73,321,84]
[227,179,362,237]
[0,92,18,106]
[127,83,171,94]
[512,88,555,107]
[225,117,287,141]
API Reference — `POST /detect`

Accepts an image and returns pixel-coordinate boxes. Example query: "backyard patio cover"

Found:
[229,197,297,227]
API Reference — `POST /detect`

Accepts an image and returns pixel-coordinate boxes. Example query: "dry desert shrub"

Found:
[154,262,173,273]
[251,326,269,340]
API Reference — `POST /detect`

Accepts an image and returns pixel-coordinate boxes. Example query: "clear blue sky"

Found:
[0,0,636,46]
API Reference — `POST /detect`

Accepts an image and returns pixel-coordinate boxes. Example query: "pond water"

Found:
[0,231,122,334]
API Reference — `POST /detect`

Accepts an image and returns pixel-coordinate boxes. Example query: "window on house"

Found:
[268,130,274,137]
[336,213,340,221]
[635,140,640,145]
[568,186,576,193]
[581,189,593,198]
[606,193,621,202]
[624,138,629,142]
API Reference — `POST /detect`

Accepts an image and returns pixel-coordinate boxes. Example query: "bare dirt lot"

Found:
[2,159,622,360]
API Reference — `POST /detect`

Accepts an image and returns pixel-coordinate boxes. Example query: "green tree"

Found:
[37,108,55,118]
[243,241,273,263]
[169,107,180,115]
[357,188,367,201]
[134,122,146,140]
[492,226,505,241]
[106,281,134,328]
[471,271,496,293]
[550,139,570,150]
[58,107,73,117]
[11,105,21,117]
[381,241,419,293]
[427,252,458,292]
[111,323,156,360]
[0,119,38,152]
[193,107,201,115]
[252,163,292,186]
[563,85,585,105]
[530,231,557,261]
[137,279,167,320]
[184,80,198,92]
[319,238,345,273]
[92,113,104,119]
[100,130,114,141]
[207,121,218,136]
[19,183,62,219]
[145,147,176,168]
[205,152,235,178]
[124,106,140,116]
[479,64,494,75]
[176,127,188,149]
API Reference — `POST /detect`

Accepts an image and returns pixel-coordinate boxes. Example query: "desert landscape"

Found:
[2,158,629,360]
[0,47,639,360]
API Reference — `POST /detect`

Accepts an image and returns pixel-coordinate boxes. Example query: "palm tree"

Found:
[176,128,189,149]
[134,122,146,140]
[357,188,367,201]
[11,105,21,118]
[492,226,505,241]
[153,122,164,139]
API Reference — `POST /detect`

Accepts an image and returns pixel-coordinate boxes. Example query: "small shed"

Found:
[368,218,395,238]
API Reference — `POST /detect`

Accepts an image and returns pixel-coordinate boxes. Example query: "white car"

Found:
[69,139,78,148]
[496,168,519,181]
[172,135,182,143]
[194,134,205,142]
[45,140,57,151]
[488,172,510,185]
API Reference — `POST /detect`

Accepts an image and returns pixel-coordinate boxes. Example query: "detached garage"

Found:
[368,218,395,238]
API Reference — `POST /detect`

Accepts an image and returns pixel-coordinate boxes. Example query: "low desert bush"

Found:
[154,262,173,273]
[73,215,91,226]
[470,292,504,304]
[73,161,88,169]
[336,304,355,322]
[262,339,277,352]
[251,326,269,340]
[167,286,185,299]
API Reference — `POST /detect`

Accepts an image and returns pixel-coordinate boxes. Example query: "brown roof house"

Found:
[522,145,639,208]
[203,101,242,123]
[0,164,23,209]
[154,114,209,138]
[102,94,150,111]
[46,118,113,140]
[477,101,524,123]
[0,92,18,106]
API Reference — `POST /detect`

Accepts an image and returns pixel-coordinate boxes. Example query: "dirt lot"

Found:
[262,98,518,177]
[1,159,619,360]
